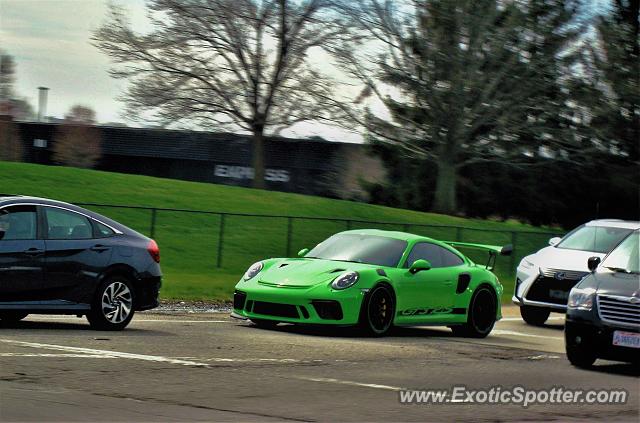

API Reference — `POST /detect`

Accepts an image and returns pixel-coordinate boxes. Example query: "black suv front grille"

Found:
[597,295,640,327]
[526,276,581,305]
[252,301,299,318]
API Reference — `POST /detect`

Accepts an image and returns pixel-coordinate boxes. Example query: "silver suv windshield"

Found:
[601,231,639,274]
[557,225,633,254]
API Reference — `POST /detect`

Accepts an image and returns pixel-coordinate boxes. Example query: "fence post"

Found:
[149,208,157,239]
[345,220,352,230]
[455,226,462,241]
[286,217,293,257]
[510,231,517,272]
[217,213,226,268]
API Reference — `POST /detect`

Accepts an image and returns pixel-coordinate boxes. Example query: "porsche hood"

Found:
[257,258,373,288]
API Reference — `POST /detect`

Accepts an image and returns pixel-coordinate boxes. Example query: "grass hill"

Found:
[1,161,560,302]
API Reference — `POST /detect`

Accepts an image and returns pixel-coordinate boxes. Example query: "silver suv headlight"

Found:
[520,257,536,269]
[331,271,359,290]
[567,287,596,311]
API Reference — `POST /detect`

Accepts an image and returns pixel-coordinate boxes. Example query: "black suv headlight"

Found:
[567,287,596,311]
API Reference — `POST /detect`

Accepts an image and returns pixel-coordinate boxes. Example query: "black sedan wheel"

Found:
[87,277,135,331]
[360,285,395,336]
[0,312,28,324]
[452,286,497,338]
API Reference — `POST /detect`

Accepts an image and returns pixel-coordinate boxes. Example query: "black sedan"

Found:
[565,229,640,367]
[0,195,161,330]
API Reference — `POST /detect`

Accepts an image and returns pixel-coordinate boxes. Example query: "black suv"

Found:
[0,195,161,330]
[565,229,640,367]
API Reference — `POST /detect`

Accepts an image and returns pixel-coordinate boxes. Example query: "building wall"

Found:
[14,122,386,200]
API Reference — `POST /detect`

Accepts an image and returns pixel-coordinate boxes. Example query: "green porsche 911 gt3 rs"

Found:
[232,229,511,337]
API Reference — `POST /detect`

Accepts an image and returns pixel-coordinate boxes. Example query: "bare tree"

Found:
[0,119,23,162]
[0,52,15,102]
[65,104,97,124]
[53,105,102,169]
[93,0,349,188]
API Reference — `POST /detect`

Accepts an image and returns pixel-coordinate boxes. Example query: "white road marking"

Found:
[0,339,210,367]
[201,357,321,363]
[500,316,564,322]
[294,376,404,392]
[24,316,231,323]
[0,339,318,365]
[491,329,562,340]
[0,353,117,358]
[525,354,561,360]
[134,319,230,323]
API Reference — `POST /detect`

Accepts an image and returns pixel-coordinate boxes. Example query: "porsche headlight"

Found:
[567,287,596,311]
[243,262,263,281]
[331,271,359,290]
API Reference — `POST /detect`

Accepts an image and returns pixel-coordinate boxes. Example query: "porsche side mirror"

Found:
[0,229,5,241]
[298,248,310,257]
[548,237,561,247]
[587,256,601,272]
[409,259,431,274]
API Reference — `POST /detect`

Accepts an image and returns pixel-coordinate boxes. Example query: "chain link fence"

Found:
[77,203,562,284]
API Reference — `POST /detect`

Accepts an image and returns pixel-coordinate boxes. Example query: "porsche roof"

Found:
[338,229,436,242]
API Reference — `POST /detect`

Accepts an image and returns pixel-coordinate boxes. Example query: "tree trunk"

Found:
[251,128,266,189]
[433,160,457,214]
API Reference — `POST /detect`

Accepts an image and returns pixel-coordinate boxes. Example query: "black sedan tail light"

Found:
[147,239,160,263]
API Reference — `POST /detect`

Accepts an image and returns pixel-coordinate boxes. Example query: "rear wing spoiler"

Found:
[444,241,513,271]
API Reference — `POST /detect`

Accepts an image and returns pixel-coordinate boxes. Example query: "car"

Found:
[513,219,639,326]
[231,229,511,337]
[0,195,162,330]
[564,229,639,368]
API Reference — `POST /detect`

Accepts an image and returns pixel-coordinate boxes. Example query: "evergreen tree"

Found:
[588,0,639,161]
[339,0,582,213]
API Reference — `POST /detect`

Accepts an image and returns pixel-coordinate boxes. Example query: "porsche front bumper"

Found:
[231,285,364,325]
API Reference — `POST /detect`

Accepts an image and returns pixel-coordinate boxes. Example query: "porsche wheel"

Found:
[360,284,395,337]
[251,319,279,329]
[452,286,497,338]
[87,276,135,331]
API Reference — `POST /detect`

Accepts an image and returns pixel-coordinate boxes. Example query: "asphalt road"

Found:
[0,308,638,422]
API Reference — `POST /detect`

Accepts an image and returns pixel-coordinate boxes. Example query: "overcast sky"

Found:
[1,0,363,142]
[1,0,610,143]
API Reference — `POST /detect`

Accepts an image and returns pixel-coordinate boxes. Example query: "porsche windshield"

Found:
[557,226,633,254]
[306,234,407,267]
